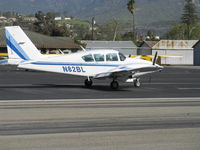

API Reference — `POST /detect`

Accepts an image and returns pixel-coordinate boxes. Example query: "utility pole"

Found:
[92,17,95,40]
[113,19,119,41]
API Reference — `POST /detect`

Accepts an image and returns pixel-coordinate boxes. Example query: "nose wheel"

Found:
[110,80,119,90]
[84,79,93,88]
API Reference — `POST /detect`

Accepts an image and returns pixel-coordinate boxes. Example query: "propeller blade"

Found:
[153,51,158,65]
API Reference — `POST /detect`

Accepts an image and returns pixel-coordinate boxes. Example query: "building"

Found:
[8,18,17,22]
[23,17,37,22]
[152,40,198,65]
[64,17,71,20]
[82,40,137,56]
[193,41,200,66]
[139,40,199,65]
[0,16,7,22]
[138,41,159,55]
[54,17,62,21]
[0,28,80,56]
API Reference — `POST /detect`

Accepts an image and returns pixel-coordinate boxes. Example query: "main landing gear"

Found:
[110,80,119,90]
[84,77,141,89]
[110,78,141,90]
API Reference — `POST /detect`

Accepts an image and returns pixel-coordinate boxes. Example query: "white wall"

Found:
[152,49,193,65]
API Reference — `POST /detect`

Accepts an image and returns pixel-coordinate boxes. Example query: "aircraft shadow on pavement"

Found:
[0,84,131,92]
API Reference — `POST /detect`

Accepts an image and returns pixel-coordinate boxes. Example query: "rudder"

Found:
[5,26,43,60]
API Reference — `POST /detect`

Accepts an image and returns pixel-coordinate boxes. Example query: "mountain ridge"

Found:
[0,0,199,34]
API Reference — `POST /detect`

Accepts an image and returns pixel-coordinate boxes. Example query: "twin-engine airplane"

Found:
[5,26,163,89]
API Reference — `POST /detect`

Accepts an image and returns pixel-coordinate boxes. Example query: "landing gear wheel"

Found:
[134,78,141,88]
[84,79,93,88]
[110,81,119,90]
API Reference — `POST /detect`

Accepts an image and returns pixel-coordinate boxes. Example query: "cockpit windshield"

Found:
[94,54,104,62]
[82,54,94,62]
[119,53,126,61]
[106,53,118,61]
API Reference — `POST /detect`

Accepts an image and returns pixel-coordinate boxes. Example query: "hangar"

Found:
[82,40,137,56]
[138,41,158,55]
[139,40,199,65]
[193,41,200,66]
[0,28,80,57]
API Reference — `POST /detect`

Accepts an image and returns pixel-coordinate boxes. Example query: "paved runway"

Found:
[0,98,200,150]
[0,65,200,100]
[1,66,200,149]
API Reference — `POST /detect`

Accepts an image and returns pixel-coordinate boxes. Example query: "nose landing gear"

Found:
[134,78,141,88]
[84,78,93,88]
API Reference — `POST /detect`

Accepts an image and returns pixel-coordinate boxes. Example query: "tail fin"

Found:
[5,26,43,60]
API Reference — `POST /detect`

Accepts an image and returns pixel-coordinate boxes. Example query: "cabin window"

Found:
[82,54,94,62]
[106,53,118,61]
[94,54,104,62]
[119,53,126,61]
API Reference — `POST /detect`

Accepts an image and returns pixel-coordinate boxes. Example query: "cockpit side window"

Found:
[94,54,104,62]
[82,54,94,62]
[119,53,126,61]
[106,53,118,61]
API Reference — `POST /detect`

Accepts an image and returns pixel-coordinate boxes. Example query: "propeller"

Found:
[152,51,158,65]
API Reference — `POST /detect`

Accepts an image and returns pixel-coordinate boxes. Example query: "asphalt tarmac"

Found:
[0,98,200,150]
[0,65,200,100]
[1,65,200,150]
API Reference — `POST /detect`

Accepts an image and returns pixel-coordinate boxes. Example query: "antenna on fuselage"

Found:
[80,46,87,51]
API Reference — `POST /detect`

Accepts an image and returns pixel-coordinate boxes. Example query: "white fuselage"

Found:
[18,50,156,77]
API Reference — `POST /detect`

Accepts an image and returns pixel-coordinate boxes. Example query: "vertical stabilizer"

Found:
[5,26,43,60]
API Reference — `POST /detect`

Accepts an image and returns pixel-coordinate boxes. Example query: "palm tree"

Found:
[127,0,136,41]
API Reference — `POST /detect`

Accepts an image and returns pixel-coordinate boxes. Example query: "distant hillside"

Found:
[0,0,199,35]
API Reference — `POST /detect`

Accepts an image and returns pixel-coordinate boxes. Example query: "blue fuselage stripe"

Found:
[5,30,30,60]
[6,38,28,60]
[31,62,120,67]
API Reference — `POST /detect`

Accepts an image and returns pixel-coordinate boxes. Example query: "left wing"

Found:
[94,64,163,79]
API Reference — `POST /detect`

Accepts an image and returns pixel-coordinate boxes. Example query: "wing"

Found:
[94,64,163,79]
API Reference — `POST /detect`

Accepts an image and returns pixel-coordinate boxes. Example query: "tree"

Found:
[121,32,133,41]
[97,20,123,41]
[63,11,67,17]
[72,24,90,40]
[113,19,120,41]
[46,12,56,22]
[163,0,200,40]
[181,0,199,39]
[163,23,200,40]
[34,11,69,37]
[127,0,136,41]
[146,30,157,41]
[3,11,12,18]
[163,24,186,39]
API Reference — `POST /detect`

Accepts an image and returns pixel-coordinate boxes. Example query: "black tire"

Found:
[84,79,93,88]
[134,78,141,88]
[110,81,119,90]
